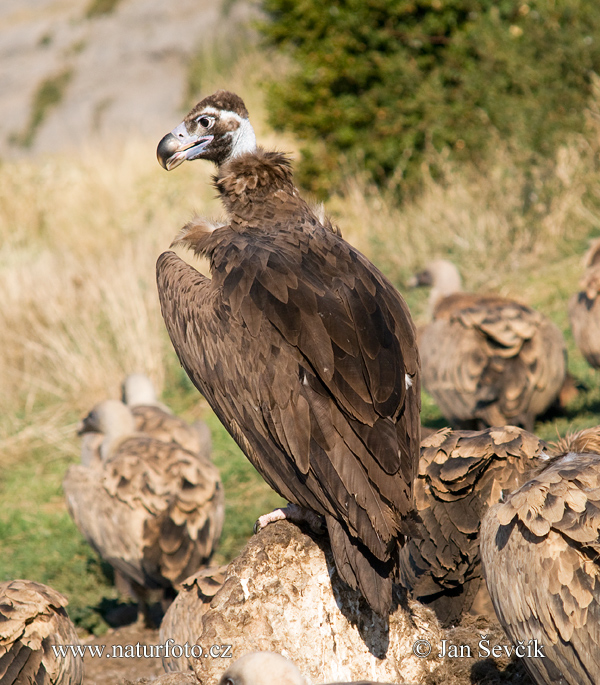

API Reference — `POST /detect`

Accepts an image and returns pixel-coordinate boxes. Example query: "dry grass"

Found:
[332,139,599,319]
[0,141,209,461]
[0,43,299,464]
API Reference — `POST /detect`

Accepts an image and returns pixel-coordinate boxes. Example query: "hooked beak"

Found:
[156,121,213,171]
[77,410,99,435]
[407,269,433,289]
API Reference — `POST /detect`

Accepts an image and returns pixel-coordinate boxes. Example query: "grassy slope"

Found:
[2,41,600,634]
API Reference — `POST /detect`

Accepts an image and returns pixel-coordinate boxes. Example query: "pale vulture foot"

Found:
[254,503,325,535]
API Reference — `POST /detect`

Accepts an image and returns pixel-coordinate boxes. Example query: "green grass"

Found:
[0,442,117,634]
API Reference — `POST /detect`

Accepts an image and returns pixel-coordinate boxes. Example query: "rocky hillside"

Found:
[0,0,253,158]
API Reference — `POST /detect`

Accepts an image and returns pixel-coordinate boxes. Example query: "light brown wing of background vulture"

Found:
[129,405,211,458]
[397,425,547,626]
[481,452,600,685]
[63,436,224,590]
[420,294,565,429]
[156,212,420,616]
[160,566,227,673]
[569,265,600,369]
[0,579,83,685]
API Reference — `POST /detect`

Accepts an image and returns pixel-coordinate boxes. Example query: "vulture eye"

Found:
[196,116,214,129]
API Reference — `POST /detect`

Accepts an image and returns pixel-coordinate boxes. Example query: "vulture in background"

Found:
[0,579,83,685]
[569,237,600,369]
[155,90,421,616]
[63,399,224,624]
[411,259,566,430]
[398,425,547,626]
[121,373,212,458]
[480,426,600,685]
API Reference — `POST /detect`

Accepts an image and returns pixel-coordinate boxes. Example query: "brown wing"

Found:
[421,295,566,428]
[63,437,224,589]
[398,426,547,626]
[159,566,227,673]
[156,222,420,616]
[131,405,212,458]
[0,579,83,685]
[569,266,600,369]
[481,453,600,685]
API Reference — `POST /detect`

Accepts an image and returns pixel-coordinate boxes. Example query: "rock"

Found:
[0,0,255,158]
[193,521,442,685]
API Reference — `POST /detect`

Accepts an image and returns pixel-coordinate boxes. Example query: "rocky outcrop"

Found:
[193,521,442,685]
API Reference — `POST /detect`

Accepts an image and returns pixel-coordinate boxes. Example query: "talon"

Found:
[253,504,325,536]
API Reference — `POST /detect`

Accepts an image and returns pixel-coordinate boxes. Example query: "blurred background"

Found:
[1,0,600,643]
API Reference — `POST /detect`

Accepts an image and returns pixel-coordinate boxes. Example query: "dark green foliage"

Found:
[260,0,600,197]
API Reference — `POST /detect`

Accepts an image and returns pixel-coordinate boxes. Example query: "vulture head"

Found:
[77,399,136,461]
[157,90,257,170]
[218,652,305,685]
[409,259,463,314]
[121,372,159,406]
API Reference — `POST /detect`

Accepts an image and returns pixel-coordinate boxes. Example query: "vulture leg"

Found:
[254,503,326,535]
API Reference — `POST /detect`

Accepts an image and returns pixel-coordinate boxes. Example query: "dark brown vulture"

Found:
[397,425,547,626]
[121,373,212,458]
[155,90,421,616]
[0,579,83,685]
[569,238,600,369]
[411,259,566,430]
[480,426,600,685]
[63,399,224,625]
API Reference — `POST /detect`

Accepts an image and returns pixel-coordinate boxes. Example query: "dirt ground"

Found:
[82,624,166,685]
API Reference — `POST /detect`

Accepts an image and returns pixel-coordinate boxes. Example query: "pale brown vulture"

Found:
[411,259,566,430]
[569,238,600,369]
[155,90,421,616]
[121,373,212,457]
[0,579,83,685]
[398,425,547,626]
[63,399,224,624]
[480,426,600,685]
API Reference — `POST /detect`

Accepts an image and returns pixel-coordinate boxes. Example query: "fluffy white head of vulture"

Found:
[218,652,305,685]
[121,373,159,406]
[157,90,257,171]
[77,399,136,461]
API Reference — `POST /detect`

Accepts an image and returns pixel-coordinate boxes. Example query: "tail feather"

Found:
[326,515,393,616]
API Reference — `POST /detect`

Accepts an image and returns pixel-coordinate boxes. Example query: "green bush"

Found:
[260,0,600,198]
